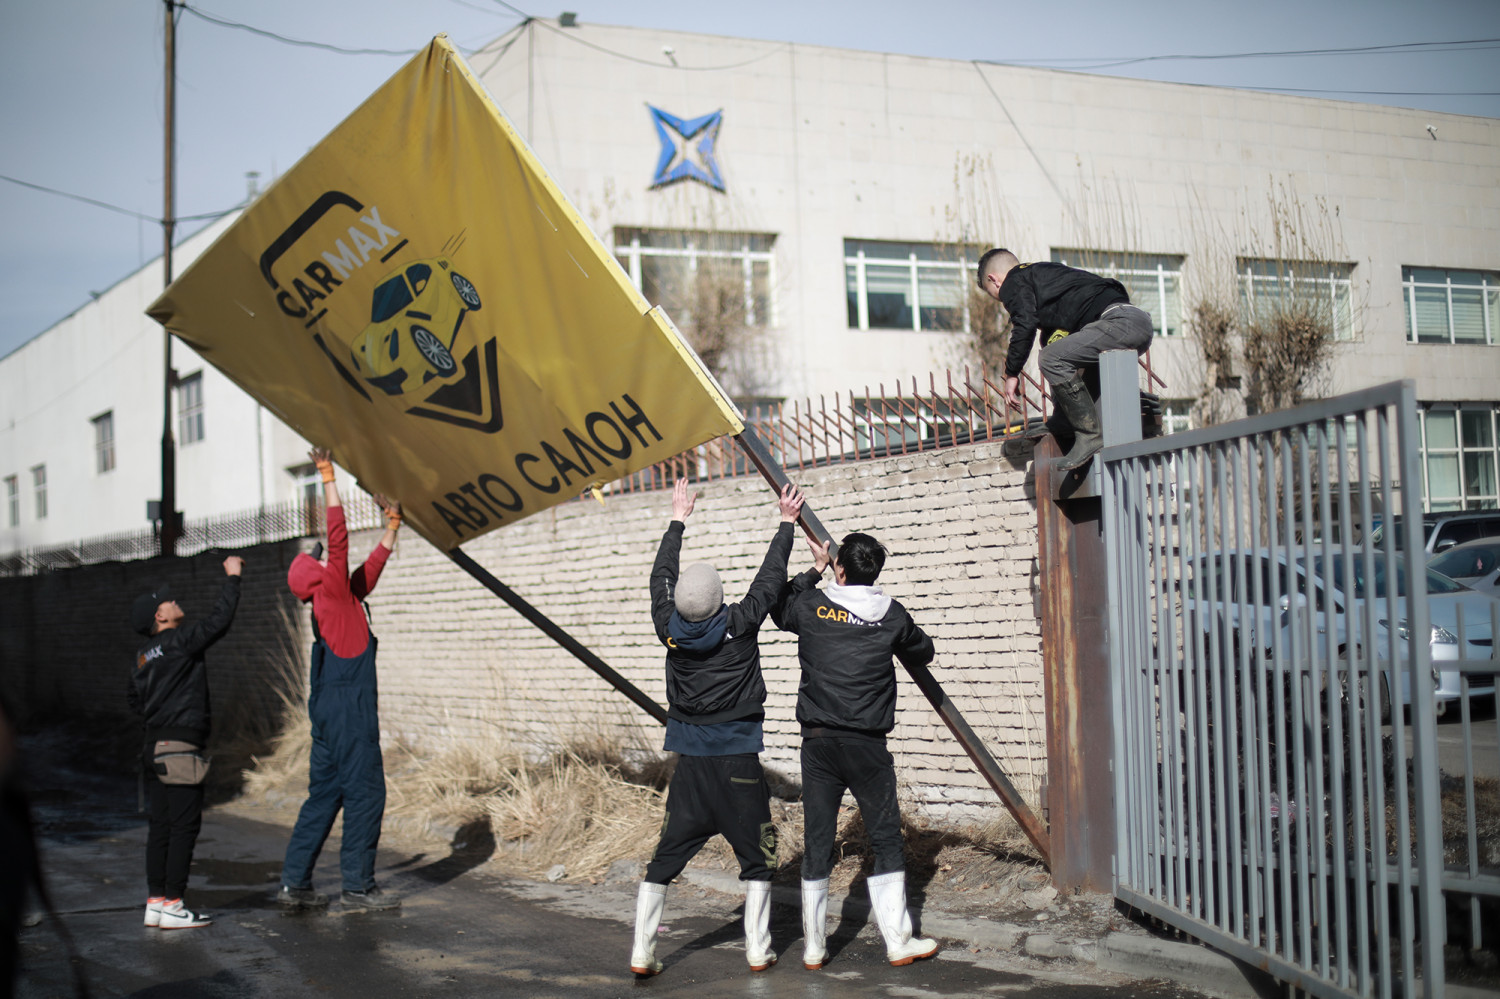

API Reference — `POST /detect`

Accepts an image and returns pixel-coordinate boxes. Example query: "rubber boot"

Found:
[630,882,667,975]
[1051,374,1103,471]
[867,871,938,966]
[801,878,829,970]
[744,880,776,971]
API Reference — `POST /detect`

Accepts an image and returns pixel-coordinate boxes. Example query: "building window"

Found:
[31,465,46,520]
[1162,398,1194,435]
[1420,403,1498,511]
[844,240,983,333]
[1050,250,1184,337]
[178,372,204,444]
[851,397,979,454]
[4,475,17,527]
[289,464,322,506]
[92,411,115,473]
[614,229,775,329]
[1238,258,1354,341]
[1404,267,1498,345]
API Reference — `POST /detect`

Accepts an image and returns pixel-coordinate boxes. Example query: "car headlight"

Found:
[1382,619,1459,645]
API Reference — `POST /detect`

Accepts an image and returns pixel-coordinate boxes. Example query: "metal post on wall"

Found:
[1035,349,1140,891]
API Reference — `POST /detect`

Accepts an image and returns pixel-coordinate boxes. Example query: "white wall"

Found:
[478,23,1500,404]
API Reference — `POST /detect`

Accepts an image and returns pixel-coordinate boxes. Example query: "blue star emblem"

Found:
[648,106,725,192]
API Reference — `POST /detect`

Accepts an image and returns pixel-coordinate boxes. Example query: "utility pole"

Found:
[160,0,179,555]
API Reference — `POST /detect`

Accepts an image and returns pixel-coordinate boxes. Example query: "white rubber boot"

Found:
[744,880,776,971]
[630,882,667,975]
[801,878,829,970]
[867,871,938,966]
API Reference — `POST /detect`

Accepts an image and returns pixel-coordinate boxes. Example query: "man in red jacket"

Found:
[277,447,403,911]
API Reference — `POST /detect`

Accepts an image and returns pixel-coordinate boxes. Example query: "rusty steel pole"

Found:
[446,547,667,725]
[734,427,1051,866]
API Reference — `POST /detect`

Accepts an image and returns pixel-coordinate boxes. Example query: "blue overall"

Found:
[281,633,385,893]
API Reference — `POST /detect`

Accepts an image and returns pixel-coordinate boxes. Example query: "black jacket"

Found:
[127,576,240,746]
[999,261,1129,377]
[772,571,935,736]
[651,521,794,724]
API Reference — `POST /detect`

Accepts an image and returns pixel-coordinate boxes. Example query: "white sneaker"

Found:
[157,898,212,930]
[144,897,165,928]
[867,871,937,966]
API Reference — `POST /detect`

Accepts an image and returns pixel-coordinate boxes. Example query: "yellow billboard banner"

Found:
[148,36,742,549]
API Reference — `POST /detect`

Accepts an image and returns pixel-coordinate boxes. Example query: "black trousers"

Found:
[645,754,776,884]
[144,761,205,899]
[800,735,905,880]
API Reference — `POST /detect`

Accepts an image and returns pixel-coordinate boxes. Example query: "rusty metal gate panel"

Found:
[1101,380,1458,999]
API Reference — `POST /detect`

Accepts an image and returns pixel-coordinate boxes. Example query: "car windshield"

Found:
[370,274,414,323]
[1367,517,1437,551]
[1310,556,1466,597]
[1429,544,1500,579]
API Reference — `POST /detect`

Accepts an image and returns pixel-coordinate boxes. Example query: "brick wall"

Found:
[0,441,1044,824]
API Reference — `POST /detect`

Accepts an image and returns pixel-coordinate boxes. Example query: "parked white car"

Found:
[1184,549,1495,716]
[1428,539,1500,598]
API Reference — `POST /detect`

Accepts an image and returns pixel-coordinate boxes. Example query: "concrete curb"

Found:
[676,868,1276,999]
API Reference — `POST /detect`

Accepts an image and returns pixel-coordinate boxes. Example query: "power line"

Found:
[181,4,426,57]
[0,174,157,222]
[0,173,240,225]
[989,37,1500,71]
[531,18,791,72]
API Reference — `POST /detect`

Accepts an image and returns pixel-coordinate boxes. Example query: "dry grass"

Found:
[238,702,1044,890]
[242,710,670,881]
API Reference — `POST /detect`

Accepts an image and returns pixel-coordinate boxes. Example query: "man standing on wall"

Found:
[129,554,244,929]
[278,447,404,911]
[630,478,805,977]
[977,248,1154,470]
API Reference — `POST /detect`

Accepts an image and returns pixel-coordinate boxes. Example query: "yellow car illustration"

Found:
[350,258,482,396]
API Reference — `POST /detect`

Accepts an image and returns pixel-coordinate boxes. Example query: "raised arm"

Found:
[352,495,401,599]
[310,448,350,598]
[650,480,697,638]
[736,484,805,624]
[176,556,244,656]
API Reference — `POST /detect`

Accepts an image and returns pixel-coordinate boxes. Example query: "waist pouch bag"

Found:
[152,739,210,785]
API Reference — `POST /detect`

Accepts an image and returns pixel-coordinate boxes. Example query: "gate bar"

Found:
[446,546,669,725]
[735,427,1052,866]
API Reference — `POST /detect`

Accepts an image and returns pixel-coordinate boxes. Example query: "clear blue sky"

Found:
[1,0,1497,359]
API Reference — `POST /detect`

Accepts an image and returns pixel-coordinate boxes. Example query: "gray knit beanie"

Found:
[675,563,723,622]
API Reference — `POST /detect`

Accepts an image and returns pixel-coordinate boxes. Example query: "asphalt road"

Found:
[14,738,1205,999]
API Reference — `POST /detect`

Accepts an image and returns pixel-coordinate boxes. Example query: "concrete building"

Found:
[3,20,1498,559]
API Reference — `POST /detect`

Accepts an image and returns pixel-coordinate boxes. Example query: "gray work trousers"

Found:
[1038,303,1154,387]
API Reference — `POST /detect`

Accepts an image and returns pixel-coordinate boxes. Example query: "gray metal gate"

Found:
[1101,379,1499,999]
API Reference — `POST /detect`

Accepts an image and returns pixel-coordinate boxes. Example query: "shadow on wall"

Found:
[0,539,311,803]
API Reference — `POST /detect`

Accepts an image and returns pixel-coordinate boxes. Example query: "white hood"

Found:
[825,583,891,623]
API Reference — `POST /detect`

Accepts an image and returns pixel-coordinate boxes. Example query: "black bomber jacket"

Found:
[772,570,935,736]
[127,576,240,747]
[999,261,1130,377]
[651,521,794,724]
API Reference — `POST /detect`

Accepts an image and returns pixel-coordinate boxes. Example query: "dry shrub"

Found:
[240,703,669,882]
